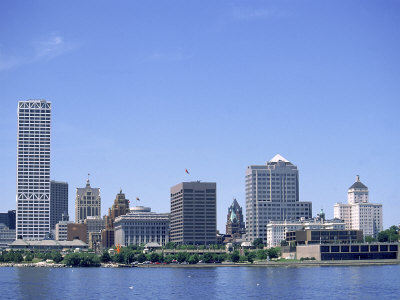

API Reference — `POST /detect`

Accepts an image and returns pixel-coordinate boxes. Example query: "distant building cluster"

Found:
[1,100,387,253]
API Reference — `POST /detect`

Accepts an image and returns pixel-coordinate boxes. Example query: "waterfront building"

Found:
[114,206,170,246]
[75,179,101,223]
[246,155,312,243]
[9,239,88,252]
[0,224,16,249]
[55,220,73,241]
[266,217,346,247]
[334,176,383,238]
[226,198,245,236]
[0,210,16,230]
[16,100,51,240]
[170,181,217,245]
[67,223,87,243]
[50,180,68,230]
[296,243,399,261]
[102,190,130,248]
[286,229,363,245]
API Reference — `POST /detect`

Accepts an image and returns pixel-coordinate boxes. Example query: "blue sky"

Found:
[0,1,399,231]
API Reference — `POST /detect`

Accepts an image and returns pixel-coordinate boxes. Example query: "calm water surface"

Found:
[1,265,399,299]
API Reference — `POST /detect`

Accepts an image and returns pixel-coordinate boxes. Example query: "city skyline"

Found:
[0,1,399,232]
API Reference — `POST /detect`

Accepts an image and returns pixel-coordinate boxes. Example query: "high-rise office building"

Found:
[0,210,16,230]
[16,100,51,240]
[334,176,383,238]
[50,181,68,230]
[170,181,217,245]
[75,179,101,223]
[245,154,312,243]
[102,190,130,248]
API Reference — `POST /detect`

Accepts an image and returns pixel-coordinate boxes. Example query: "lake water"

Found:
[1,265,400,299]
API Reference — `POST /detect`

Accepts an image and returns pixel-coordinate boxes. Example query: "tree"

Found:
[64,253,100,267]
[64,253,81,267]
[14,252,23,263]
[253,238,264,249]
[280,240,288,246]
[246,251,256,263]
[51,252,63,263]
[100,251,111,263]
[176,252,188,263]
[124,251,136,264]
[137,253,146,263]
[364,236,376,243]
[267,247,281,259]
[164,255,175,264]
[188,254,199,264]
[230,251,240,263]
[164,242,176,249]
[378,226,399,242]
[256,249,267,260]
[150,252,160,263]
[203,253,213,263]
[113,253,125,263]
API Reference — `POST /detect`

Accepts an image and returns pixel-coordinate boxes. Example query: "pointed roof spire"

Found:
[86,173,91,187]
[269,154,290,163]
[349,175,367,189]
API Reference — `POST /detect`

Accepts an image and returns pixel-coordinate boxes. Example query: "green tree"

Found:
[246,251,256,263]
[150,252,160,263]
[100,251,111,263]
[256,249,267,260]
[14,252,23,263]
[280,240,288,246]
[365,236,376,243]
[113,253,125,263]
[188,254,199,264]
[137,253,146,263]
[51,251,63,263]
[164,255,175,264]
[124,251,136,264]
[176,252,188,263]
[230,251,240,263]
[64,253,81,266]
[203,253,213,263]
[378,226,399,242]
[267,247,281,259]
[253,238,264,249]
[164,242,176,249]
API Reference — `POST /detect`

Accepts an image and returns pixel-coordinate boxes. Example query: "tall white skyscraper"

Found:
[16,100,51,240]
[246,154,312,243]
[334,176,383,238]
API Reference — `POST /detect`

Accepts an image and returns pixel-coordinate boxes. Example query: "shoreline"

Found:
[137,259,400,268]
[1,259,399,268]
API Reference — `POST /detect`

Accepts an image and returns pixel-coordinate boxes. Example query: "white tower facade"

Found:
[334,175,383,238]
[16,100,51,240]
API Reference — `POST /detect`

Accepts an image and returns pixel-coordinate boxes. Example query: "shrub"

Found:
[64,253,100,267]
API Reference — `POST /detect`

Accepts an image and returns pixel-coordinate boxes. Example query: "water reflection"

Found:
[1,265,399,300]
[16,268,51,300]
